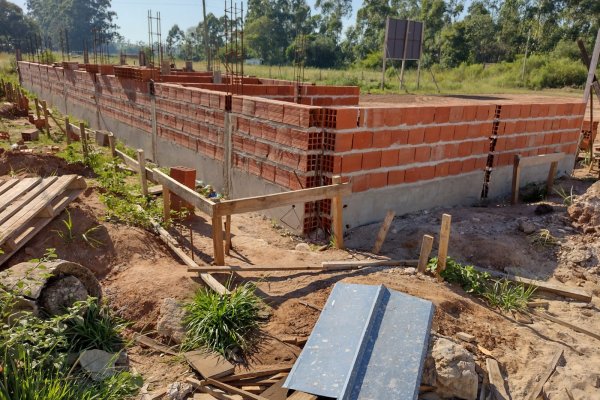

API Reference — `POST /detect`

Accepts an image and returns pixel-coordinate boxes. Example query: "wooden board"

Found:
[205,378,269,400]
[115,149,157,184]
[321,259,418,269]
[486,358,510,400]
[372,210,396,254]
[437,214,452,272]
[220,367,292,383]
[0,175,86,266]
[518,152,565,168]
[417,234,434,273]
[526,348,563,400]
[213,182,352,216]
[260,377,288,400]
[473,267,592,302]
[153,168,214,217]
[0,179,19,196]
[286,392,317,400]
[184,351,235,379]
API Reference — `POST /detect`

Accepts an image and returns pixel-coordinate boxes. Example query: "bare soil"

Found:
[2,113,600,397]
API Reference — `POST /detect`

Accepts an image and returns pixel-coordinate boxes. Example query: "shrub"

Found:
[183,282,264,356]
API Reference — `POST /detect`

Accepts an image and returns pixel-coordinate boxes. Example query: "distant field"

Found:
[2,52,586,98]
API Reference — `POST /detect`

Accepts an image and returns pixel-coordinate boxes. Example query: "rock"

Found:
[534,204,554,215]
[295,243,311,252]
[568,181,600,234]
[456,332,476,343]
[39,276,89,316]
[166,382,193,400]
[569,249,592,264]
[428,338,479,400]
[79,349,117,381]
[156,298,187,344]
[518,220,536,234]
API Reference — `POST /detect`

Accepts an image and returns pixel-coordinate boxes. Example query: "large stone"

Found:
[568,181,600,234]
[156,298,187,344]
[166,381,193,400]
[428,338,479,400]
[79,349,117,381]
[39,276,89,316]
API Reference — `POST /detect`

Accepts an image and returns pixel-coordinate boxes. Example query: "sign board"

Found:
[385,19,424,60]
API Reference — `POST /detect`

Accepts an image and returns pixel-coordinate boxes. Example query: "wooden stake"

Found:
[65,117,71,145]
[34,98,40,120]
[486,358,510,400]
[331,175,345,249]
[163,188,171,223]
[108,132,116,157]
[137,149,148,196]
[417,234,434,273]
[372,210,396,254]
[225,214,231,255]
[546,161,558,196]
[213,212,225,266]
[437,214,452,273]
[41,100,50,136]
[79,123,88,159]
[511,154,521,204]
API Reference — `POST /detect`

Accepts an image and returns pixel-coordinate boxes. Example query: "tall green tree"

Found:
[26,0,118,51]
[0,0,39,51]
[314,0,352,40]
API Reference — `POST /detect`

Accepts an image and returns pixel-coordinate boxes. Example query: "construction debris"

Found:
[156,298,187,344]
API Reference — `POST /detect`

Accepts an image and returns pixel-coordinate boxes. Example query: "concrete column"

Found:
[150,95,158,162]
[223,113,234,197]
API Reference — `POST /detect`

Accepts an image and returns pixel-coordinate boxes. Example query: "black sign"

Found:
[385,19,423,60]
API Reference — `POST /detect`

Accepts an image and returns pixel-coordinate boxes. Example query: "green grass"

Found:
[428,257,537,311]
[183,282,264,357]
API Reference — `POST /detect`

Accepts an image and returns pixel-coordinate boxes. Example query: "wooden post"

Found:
[163,188,171,223]
[41,100,50,136]
[331,175,344,249]
[212,212,225,266]
[589,92,594,172]
[437,214,452,273]
[65,117,71,145]
[137,149,148,196]
[79,123,88,159]
[372,210,396,254]
[225,215,232,255]
[34,98,41,120]
[546,161,558,196]
[417,234,434,274]
[511,155,521,205]
[108,132,116,157]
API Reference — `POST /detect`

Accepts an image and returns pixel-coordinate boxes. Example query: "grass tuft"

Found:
[183,282,264,357]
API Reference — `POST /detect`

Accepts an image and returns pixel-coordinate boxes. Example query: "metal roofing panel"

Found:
[284,283,434,400]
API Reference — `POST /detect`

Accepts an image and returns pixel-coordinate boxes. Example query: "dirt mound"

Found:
[0,152,93,178]
[568,181,600,235]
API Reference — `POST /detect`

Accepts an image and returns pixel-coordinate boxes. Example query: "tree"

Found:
[314,0,352,41]
[439,21,468,67]
[26,0,118,51]
[166,24,185,59]
[0,0,39,51]
[462,1,501,63]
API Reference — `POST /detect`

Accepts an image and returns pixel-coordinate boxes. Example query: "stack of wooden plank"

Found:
[0,175,87,265]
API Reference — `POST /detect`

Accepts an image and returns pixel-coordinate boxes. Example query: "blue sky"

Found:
[11,0,364,43]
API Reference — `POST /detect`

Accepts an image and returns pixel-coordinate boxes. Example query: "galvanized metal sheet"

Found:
[284,283,434,400]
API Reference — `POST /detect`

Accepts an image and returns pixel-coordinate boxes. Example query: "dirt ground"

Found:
[2,103,600,398]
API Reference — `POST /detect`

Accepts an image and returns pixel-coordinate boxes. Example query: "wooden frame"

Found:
[511,153,565,205]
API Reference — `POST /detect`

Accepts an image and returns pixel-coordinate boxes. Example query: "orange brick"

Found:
[435,162,450,177]
[434,107,451,123]
[366,108,385,127]
[414,146,431,162]
[440,126,454,142]
[449,106,463,122]
[398,147,415,164]
[369,172,388,188]
[407,127,425,144]
[444,143,459,159]
[275,168,290,187]
[381,149,399,167]
[333,155,342,173]
[419,166,435,181]
[384,108,404,126]
[388,169,405,185]
[462,158,476,173]
[362,151,382,170]
[457,141,473,157]
[353,131,373,149]
[463,106,478,120]
[405,168,420,183]
[471,139,489,155]
[352,174,370,192]
[454,125,469,140]
[448,161,462,175]
[418,107,436,124]
[391,130,409,145]
[520,104,532,118]
[424,126,441,143]
[475,157,487,170]
[342,153,363,173]
[335,133,353,152]
[336,108,358,129]
[262,163,276,182]
[373,131,392,147]
[476,106,491,120]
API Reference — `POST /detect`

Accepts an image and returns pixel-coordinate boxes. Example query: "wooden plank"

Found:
[486,358,510,400]
[260,377,288,400]
[65,117,71,145]
[0,176,77,244]
[372,210,396,254]
[184,350,235,379]
[0,179,18,197]
[115,149,157,184]
[546,161,558,196]
[417,234,434,274]
[134,334,178,356]
[530,309,600,340]
[511,155,521,205]
[220,367,292,383]
[186,378,242,400]
[331,175,344,249]
[472,267,592,302]
[0,177,58,226]
[149,219,229,295]
[583,28,600,103]
[137,149,149,196]
[108,132,116,157]
[518,152,565,168]
[286,392,317,400]
[321,259,418,269]
[80,123,88,159]
[205,378,270,400]
[153,168,214,217]
[42,100,50,136]
[163,188,171,222]
[225,215,232,255]
[213,182,352,216]
[526,348,563,400]
[0,177,42,212]
[213,213,225,266]
[437,214,452,273]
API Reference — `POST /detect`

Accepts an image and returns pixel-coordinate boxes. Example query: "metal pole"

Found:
[381,17,390,90]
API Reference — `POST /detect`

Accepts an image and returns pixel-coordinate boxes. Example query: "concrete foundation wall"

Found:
[18,61,588,233]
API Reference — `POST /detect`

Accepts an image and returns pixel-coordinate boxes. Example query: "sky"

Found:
[11,0,364,43]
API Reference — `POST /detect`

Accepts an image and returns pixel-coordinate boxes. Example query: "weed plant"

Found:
[428,257,536,311]
[183,281,264,357]
[554,186,575,206]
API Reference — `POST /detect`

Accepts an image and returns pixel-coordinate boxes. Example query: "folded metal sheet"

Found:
[283,282,434,400]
